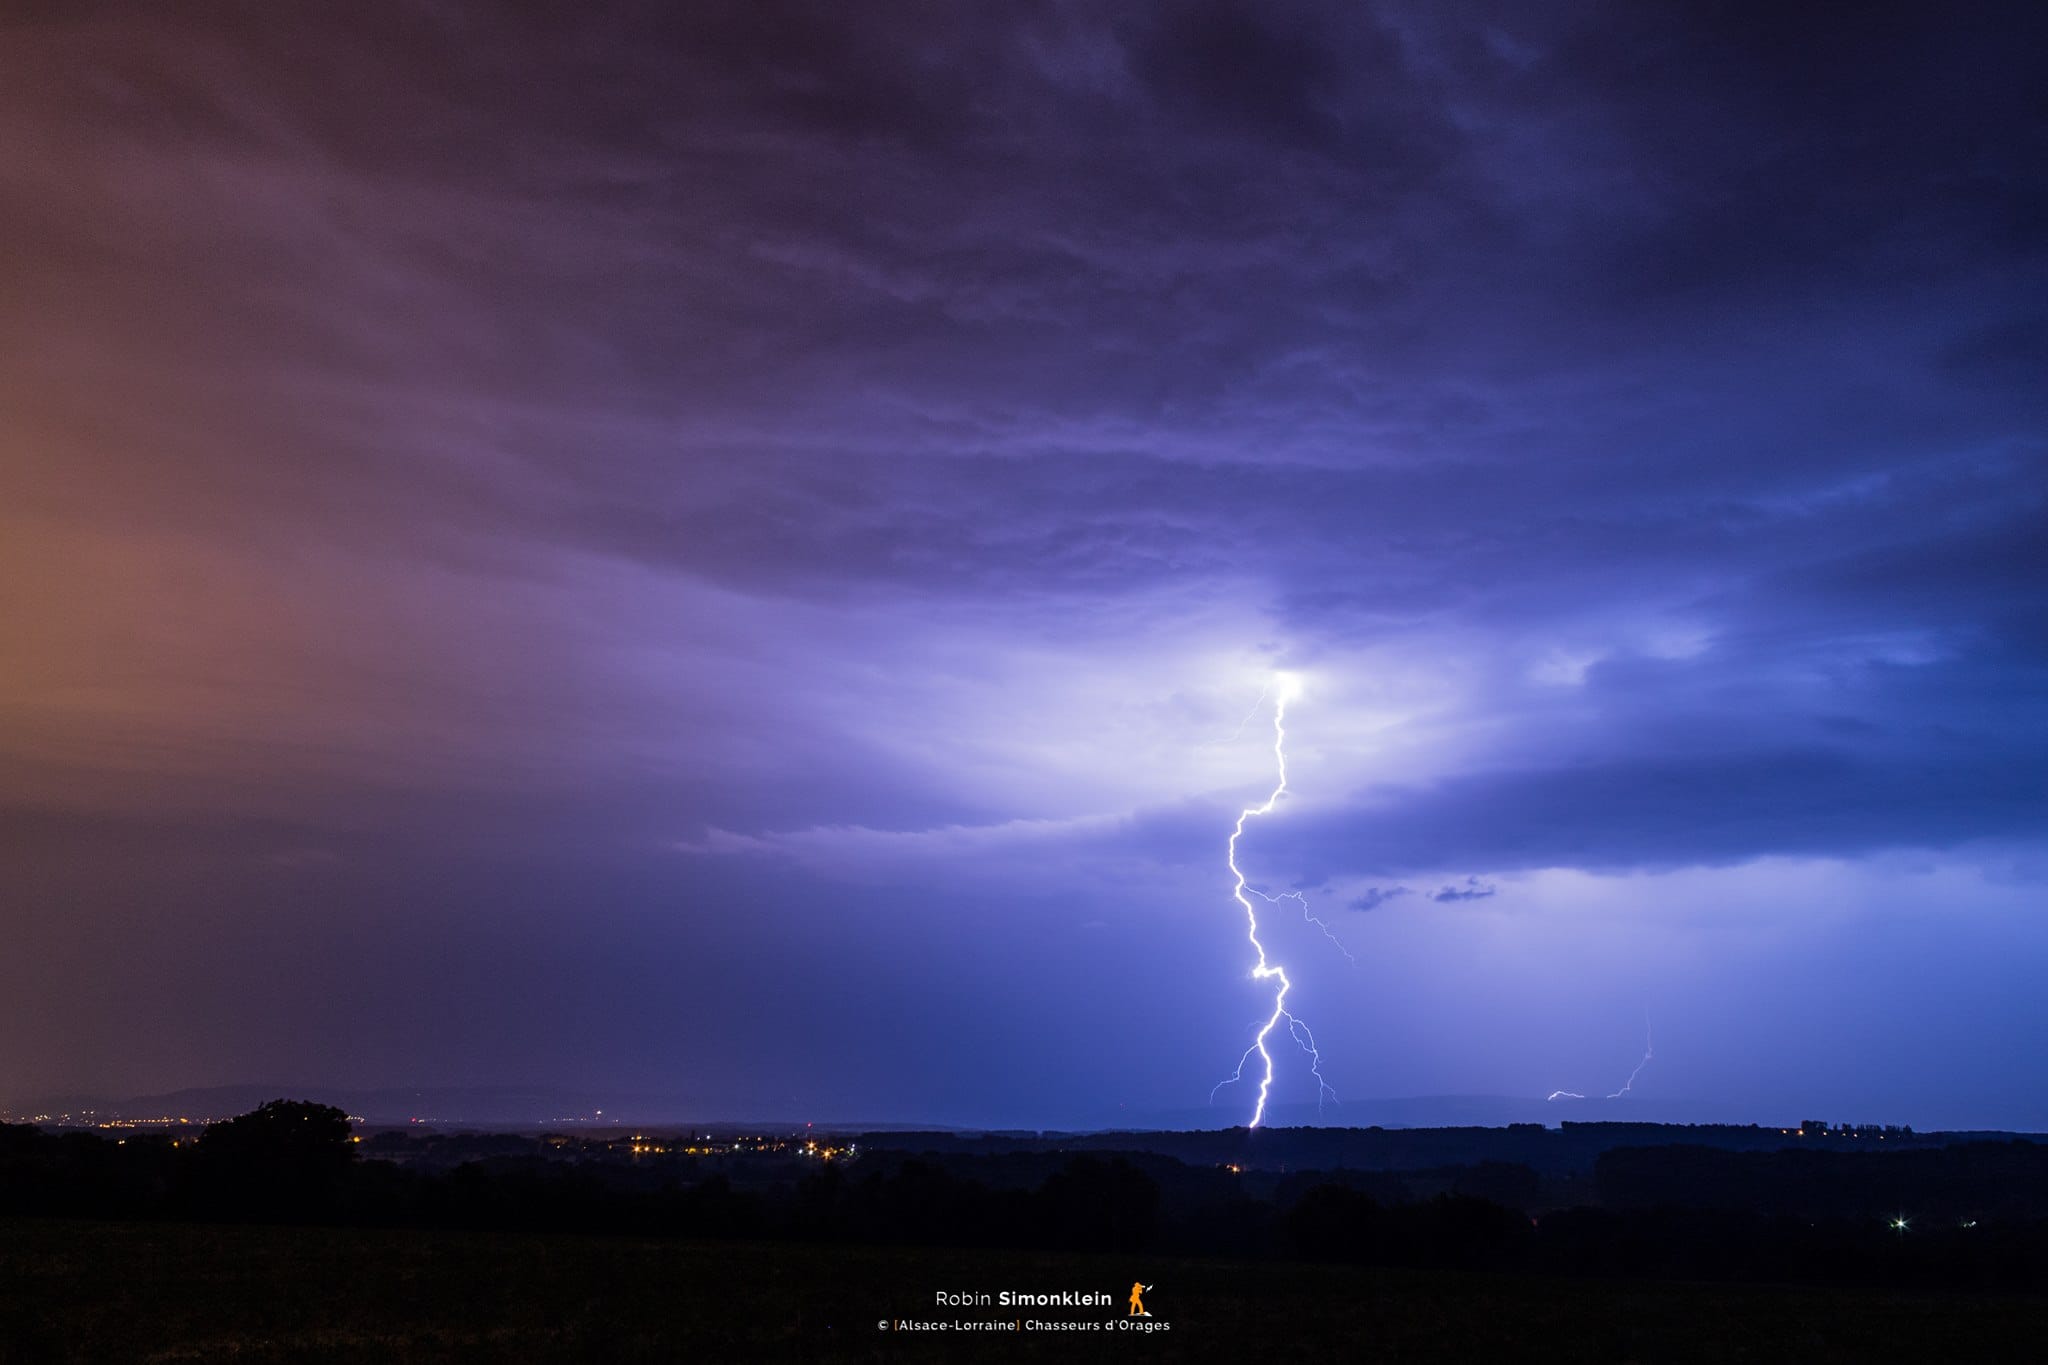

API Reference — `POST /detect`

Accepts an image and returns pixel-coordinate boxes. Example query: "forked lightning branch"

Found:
[1211,672,1339,1128]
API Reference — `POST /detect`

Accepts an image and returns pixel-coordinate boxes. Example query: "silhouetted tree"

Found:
[198,1099,355,1217]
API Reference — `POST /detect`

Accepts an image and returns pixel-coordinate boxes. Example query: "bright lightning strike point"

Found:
[1210,671,1335,1129]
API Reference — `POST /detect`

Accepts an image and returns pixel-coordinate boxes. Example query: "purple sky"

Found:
[3,2,2044,1129]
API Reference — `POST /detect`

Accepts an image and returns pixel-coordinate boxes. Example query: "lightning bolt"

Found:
[1545,1012,1654,1102]
[1207,678,1272,746]
[1255,887,1356,965]
[1209,673,1336,1128]
[1606,1016,1653,1099]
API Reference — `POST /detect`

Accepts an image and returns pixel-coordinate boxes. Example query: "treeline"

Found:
[4,1103,2047,1291]
[850,1120,1959,1177]
[1596,1142,2048,1221]
[1288,1188,2048,1289]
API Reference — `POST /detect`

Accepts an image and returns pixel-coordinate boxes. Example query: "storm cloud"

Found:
[2,1,2043,1127]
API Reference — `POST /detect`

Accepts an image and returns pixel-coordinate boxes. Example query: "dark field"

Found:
[0,1218,2042,1364]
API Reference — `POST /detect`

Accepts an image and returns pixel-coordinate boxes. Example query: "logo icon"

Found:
[1128,1282,1152,1317]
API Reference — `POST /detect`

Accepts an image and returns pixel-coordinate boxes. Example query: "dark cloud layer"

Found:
[2,1,2043,1122]
[1349,887,1411,913]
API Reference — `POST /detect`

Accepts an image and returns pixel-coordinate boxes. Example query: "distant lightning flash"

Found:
[1546,1012,1654,1103]
[1607,1015,1653,1099]
[1210,672,1337,1128]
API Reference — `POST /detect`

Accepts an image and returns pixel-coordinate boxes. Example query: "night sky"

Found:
[4,3,2044,1130]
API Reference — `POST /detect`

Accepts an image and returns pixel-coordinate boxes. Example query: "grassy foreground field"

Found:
[0,1218,2042,1363]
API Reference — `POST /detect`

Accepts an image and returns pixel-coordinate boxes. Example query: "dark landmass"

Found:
[5,1102,2046,1359]
[854,1116,1988,1177]
[5,1104,2048,1282]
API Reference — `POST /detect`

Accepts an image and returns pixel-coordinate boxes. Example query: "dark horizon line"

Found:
[8,1082,2039,1140]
